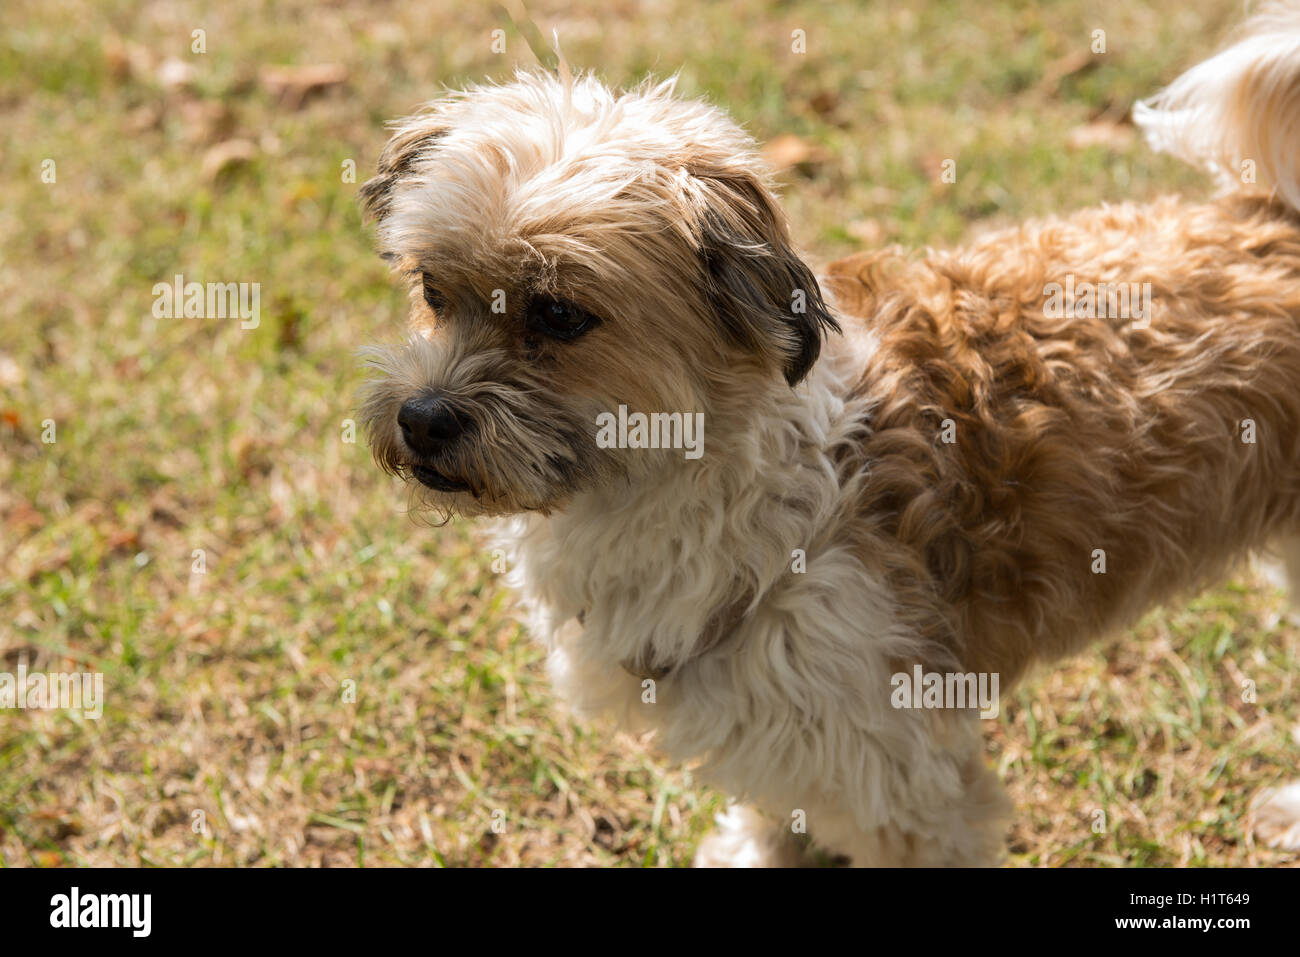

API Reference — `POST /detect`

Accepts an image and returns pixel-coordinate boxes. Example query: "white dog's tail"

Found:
[1133,2,1300,211]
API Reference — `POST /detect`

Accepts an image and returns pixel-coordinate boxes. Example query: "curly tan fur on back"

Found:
[830,193,1300,684]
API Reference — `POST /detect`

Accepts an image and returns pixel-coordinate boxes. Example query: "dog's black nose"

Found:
[398,394,464,457]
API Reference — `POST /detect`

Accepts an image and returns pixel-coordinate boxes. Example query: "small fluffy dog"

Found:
[358,6,1300,865]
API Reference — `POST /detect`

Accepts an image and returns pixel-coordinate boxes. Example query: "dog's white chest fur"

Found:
[491,346,1007,864]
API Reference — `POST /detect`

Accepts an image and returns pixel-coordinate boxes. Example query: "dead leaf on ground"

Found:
[104,527,141,554]
[201,139,258,183]
[808,89,839,117]
[761,133,828,175]
[260,64,347,109]
[180,100,235,145]
[5,500,45,536]
[1038,50,1098,97]
[102,34,153,82]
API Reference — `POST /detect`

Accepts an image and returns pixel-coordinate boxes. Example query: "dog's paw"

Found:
[1251,779,1300,851]
[693,804,810,868]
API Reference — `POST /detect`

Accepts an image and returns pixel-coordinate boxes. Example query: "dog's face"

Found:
[358,71,837,517]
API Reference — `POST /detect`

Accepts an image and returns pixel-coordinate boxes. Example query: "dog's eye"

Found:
[421,273,446,312]
[526,295,599,341]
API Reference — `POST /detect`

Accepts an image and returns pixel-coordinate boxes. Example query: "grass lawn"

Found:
[1,0,1297,866]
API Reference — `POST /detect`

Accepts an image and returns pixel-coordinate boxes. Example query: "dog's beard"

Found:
[360,336,612,519]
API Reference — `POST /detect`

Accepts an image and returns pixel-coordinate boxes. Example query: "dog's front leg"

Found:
[793,730,1011,867]
[664,651,1012,866]
[691,726,1009,867]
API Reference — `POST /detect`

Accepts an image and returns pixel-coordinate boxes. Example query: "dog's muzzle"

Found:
[397,391,472,491]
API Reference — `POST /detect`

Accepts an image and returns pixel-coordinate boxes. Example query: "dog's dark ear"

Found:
[688,166,839,385]
[359,115,447,225]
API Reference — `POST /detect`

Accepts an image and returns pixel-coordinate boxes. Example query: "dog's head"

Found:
[359,71,838,517]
